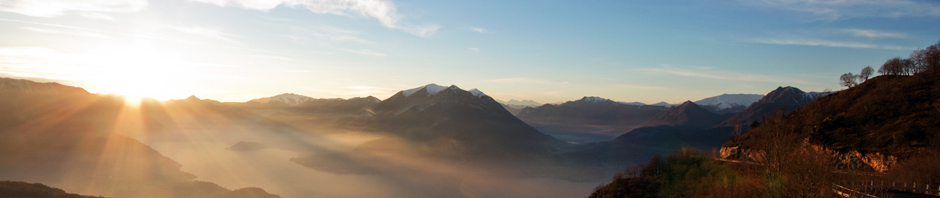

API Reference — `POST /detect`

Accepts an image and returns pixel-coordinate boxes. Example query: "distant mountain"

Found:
[245,93,314,106]
[649,101,677,107]
[365,84,565,156]
[717,86,820,127]
[499,99,543,108]
[694,94,763,115]
[644,101,729,128]
[294,96,380,113]
[514,96,667,141]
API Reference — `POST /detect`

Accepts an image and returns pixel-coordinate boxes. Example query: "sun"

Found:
[80,41,197,105]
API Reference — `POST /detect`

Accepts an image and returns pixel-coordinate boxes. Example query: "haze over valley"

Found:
[1,0,939,197]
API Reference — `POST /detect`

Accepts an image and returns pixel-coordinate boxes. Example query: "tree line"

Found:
[841,40,940,88]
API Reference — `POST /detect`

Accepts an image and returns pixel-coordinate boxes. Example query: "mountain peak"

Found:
[467,88,486,97]
[645,100,724,128]
[401,83,449,97]
[185,95,200,101]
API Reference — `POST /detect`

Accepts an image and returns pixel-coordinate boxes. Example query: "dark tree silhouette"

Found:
[910,40,940,73]
[859,66,874,81]
[879,57,905,75]
[839,72,857,88]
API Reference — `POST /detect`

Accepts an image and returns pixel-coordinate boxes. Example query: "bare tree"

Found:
[859,66,873,81]
[879,57,905,75]
[839,73,857,88]
[911,40,940,73]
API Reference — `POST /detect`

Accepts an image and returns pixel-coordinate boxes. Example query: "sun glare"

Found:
[79,41,198,102]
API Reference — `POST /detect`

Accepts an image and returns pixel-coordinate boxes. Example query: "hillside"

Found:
[0,181,104,198]
[725,71,940,171]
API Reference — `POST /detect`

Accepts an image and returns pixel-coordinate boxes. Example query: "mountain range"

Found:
[0,77,832,198]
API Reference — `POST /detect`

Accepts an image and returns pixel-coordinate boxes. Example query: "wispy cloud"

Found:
[79,12,116,21]
[843,29,907,38]
[741,0,940,20]
[342,85,397,96]
[752,38,914,50]
[471,27,487,33]
[1,18,303,57]
[167,25,241,44]
[342,49,386,57]
[468,47,479,51]
[615,84,671,90]
[21,26,113,39]
[251,55,293,61]
[0,0,147,17]
[191,0,439,37]
[645,64,811,84]
[485,77,569,85]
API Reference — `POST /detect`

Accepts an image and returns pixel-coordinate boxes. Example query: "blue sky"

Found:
[0,0,937,104]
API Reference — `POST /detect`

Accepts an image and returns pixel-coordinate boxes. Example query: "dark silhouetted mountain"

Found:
[365,84,568,157]
[0,181,104,198]
[693,94,763,115]
[514,96,667,139]
[644,101,728,128]
[717,86,820,127]
[724,72,940,171]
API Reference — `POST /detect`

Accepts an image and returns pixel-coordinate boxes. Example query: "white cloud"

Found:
[341,49,386,57]
[79,12,116,21]
[0,0,147,17]
[615,84,670,90]
[468,47,479,51]
[471,27,487,33]
[742,0,940,19]
[167,25,241,44]
[21,26,113,39]
[843,29,907,38]
[191,0,439,37]
[752,38,914,50]
[645,64,810,84]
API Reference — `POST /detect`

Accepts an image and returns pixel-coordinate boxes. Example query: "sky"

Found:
[0,0,938,104]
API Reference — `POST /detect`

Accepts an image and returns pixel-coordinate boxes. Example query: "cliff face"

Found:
[723,72,940,172]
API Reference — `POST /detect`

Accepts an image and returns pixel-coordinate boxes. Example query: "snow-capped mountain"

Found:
[694,94,763,110]
[367,83,567,157]
[401,83,448,97]
[247,93,314,106]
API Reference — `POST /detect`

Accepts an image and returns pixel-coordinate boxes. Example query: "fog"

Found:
[132,126,598,198]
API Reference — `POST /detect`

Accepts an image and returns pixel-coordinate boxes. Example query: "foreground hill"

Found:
[0,181,104,198]
[724,71,940,172]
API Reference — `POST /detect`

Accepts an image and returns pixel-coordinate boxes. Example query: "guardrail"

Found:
[832,180,940,198]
